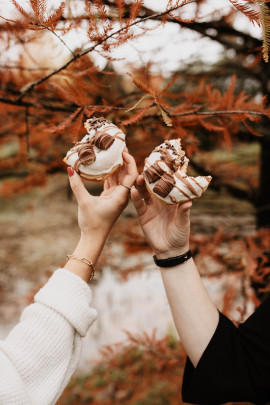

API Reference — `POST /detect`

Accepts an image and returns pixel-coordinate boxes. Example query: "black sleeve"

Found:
[182,296,270,405]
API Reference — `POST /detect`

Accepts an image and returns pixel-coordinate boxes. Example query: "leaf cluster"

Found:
[0,0,270,216]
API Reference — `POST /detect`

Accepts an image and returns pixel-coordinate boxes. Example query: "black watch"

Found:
[153,250,192,268]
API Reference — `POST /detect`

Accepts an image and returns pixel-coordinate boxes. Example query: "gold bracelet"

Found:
[66,254,95,281]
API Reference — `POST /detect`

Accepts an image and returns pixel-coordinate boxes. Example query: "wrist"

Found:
[154,245,189,260]
[64,235,106,283]
[80,229,108,243]
[154,249,192,268]
[77,234,107,264]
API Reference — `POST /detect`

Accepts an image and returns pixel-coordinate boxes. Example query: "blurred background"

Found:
[1,0,270,403]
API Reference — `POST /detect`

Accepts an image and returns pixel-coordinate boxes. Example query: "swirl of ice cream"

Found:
[143,139,212,204]
[64,117,126,181]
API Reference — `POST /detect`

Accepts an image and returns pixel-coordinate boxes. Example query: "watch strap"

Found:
[153,250,192,268]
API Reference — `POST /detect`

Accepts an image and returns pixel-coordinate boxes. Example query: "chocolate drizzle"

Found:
[174,172,199,197]
[158,146,176,171]
[143,162,166,183]
[70,132,115,171]
[143,141,187,192]
[68,118,124,171]
[143,140,186,198]
[143,139,211,202]
[153,173,175,198]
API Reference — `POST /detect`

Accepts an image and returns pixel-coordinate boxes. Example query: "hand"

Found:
[131,174,192,259]
[68,150,138,241]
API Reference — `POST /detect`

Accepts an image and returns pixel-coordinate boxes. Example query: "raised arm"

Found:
[0,151,138,405]
[131,174,219,367]
[64,150,138,282]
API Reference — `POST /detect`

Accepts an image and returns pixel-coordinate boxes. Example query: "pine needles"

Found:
[256,1,270,62]
[229,0,270,62]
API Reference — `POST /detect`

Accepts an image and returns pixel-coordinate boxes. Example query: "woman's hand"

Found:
[131,174,192,259]
[65,150,137,282]
[68,150,138,241]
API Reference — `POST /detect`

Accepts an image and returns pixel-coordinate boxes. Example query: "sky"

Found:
[0,0,262,76]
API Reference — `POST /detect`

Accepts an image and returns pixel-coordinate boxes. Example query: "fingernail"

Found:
[67,167,74,177]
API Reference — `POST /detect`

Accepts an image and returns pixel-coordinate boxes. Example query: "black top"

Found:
[182,296,270,405]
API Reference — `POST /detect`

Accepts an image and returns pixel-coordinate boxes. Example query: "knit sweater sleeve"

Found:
[0,268,98,405]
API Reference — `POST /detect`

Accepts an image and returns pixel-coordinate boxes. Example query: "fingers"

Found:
[106,169,118,188]
[131,174,154,217]
[104,151,137,194]
[103,178,109,191]
[131,187,147,217]
[120,151,138,185]
[116,151,138,198]
[175,200,192,228]
[178,200,192,213]
[67,167,90,206]
[135,174,152,204]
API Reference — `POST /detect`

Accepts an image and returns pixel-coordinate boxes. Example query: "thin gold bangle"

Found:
[66,254,95,281]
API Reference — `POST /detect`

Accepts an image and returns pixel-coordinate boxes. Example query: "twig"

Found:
[0,96,74,112]
[0,65,54,71]
[44,26,76,56]
[171,110,270,118]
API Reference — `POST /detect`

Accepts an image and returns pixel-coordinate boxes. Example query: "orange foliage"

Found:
[1,3,270,402]
[58,327,259,405]
[58,331,187,405]
[0,0,269,199]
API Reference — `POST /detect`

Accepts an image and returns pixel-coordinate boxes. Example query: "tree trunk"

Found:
[256,31,270,229]
[257,134,270,228]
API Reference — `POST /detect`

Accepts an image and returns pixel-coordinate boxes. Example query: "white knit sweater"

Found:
[0,268,98,405]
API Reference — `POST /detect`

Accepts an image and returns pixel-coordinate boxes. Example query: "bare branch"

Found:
[44,26,76,56]
[171,110,270,118]
[0,65,54,71]
[0,95,269,120]
[0,96,74,112]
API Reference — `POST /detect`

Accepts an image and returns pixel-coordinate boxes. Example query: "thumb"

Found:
[67,167,90,206]
[175,201,192,229]
[131,187,147,217]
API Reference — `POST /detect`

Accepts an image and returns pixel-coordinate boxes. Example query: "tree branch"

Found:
[171,110,270,118]
[16,3,189,101]
[0,95,269,119]
[0,65,54,71]
[44,26,76,56]
[0,96,74,112]
[62,2,261,53]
